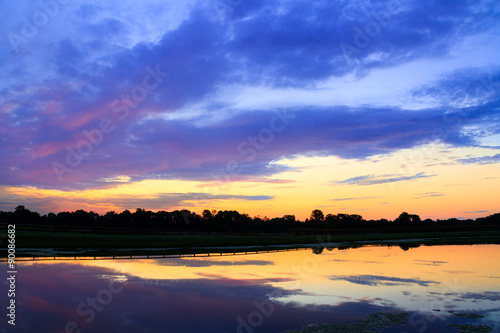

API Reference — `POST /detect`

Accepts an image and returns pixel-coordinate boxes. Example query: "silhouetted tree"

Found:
[101,211,118,225]
[2,205,499,234]
[12,205,40,223]
[202,209,213,220]
[15,205,26,212]
[395,212,410,225]
[310,209,325,221]
[399,243,421,251]
[324,214,338,228]
[395,212,422,227]
[118,209,132,227]
[312,247,324,254]
[409,214,421,224]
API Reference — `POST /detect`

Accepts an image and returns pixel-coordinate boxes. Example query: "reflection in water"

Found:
[6,244,500,332]
[328,274,439,287]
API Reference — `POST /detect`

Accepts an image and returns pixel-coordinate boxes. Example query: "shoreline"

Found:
[3,230,500,259]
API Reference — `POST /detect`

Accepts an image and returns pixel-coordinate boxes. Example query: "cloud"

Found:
[0,188,273,213]
[428,291,500,303]
[109,193,274,210]
[329,274,438,287]
[462,210,489,214]
[459,291,500,302]
[329,259,381,264]
[409,70,500,108]
[1,0,499,192]
[413,192,444,199]
[102,175,131,183]
[330,196,380,201]
[331,172,435,186]
[414,260,448,266]
[458,154,500,165]
[153,258,273,268]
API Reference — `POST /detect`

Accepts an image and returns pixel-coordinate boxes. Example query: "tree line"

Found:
[1,206,499,233]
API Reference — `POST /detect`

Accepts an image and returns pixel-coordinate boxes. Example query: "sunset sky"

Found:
[1,0,499,220]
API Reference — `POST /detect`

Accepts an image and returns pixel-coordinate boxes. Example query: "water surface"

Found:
[4,244,500,332]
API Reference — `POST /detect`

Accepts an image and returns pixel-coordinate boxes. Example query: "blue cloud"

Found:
[105,193,275,210]
[458,154,500,165]
[332,172,434,186]
[329,274,438,287]
[0,190,273,213]
[410,70,500,107]
[330,196,380,201]
[226,0,500,85]
[0,0,499,190]
[154,258,273,268]
[3,101,498,189]
[413,192,444,199]
[414,260,447,266]
[462,210,489,214]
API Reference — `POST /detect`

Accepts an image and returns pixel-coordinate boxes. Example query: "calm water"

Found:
[3,244,500,332]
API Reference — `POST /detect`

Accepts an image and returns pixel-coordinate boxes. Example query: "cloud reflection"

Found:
[15,262,406,333]
[152,258,273,267]
[329,274,439,287]
[414,259,448,266]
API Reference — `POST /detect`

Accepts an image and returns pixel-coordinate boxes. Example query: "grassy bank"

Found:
[7,229,500,258]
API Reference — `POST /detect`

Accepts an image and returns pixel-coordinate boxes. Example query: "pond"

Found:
[4,244,500,332]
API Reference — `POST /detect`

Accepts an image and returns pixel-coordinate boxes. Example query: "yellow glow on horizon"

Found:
[1,144,498,220]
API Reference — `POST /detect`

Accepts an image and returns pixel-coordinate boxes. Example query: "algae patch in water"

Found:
[284,312,409,333]
[452,312,485,319]
[448,323,493,332]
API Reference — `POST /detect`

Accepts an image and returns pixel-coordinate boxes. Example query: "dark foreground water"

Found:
[2,244,500,332]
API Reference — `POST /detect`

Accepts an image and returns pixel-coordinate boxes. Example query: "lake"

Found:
[4,244,500,332]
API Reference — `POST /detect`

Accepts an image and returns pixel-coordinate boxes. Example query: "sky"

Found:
[0,0,499,220]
